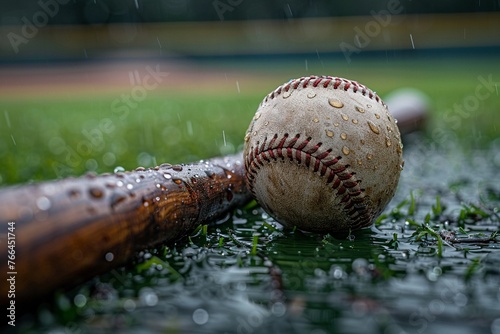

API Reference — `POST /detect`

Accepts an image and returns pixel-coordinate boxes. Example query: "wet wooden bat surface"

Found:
[0,154,251,310]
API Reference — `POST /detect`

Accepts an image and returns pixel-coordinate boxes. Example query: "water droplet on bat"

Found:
[68,189,80,198]
[89,187,104,199]
[110,193,127,208]
[114,166,125,173]
[226,189,234,202]
[36,196,51,211]
[328,98,344,108]
[204,170,216,179]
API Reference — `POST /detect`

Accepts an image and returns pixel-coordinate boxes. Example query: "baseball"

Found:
[243,75,404,234]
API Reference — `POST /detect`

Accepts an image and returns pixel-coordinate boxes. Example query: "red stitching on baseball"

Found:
[245,133,373,229]
[262,76,385,107]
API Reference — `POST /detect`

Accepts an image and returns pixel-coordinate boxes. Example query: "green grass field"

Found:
[1,55,499,185]
[1,55,499,333]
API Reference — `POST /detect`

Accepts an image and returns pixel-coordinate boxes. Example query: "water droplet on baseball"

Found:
[325,130,334,137]
[307,92,316,98]
[328,98,344,108]
[375,113,381,119]
[164,173,172,179]
[366,153,373,160]
[341,114,349,121]
[264,121,269,126]
[334,122,339,127]
[313,118,319,123]
[352,119,358,124]
[244,133,250,142]
[386,137,392,147]
[342,146,350,155]
[254,112,261,120]
[356,106,365,113]
[367,121,380,134]
[340,133,347,140]
[283,90,292,98]
[367,104,372,108]
[357,159,363,165]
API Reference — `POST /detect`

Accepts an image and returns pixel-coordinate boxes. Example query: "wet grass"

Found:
[2,55,500,333]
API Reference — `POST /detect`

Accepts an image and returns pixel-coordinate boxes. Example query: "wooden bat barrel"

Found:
[0,154,251,311]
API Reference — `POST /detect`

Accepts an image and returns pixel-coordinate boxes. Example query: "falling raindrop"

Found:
[409,33,415,49]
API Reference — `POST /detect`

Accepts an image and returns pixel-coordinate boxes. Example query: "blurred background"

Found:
[0,0,499,184]
[1,2,500,333]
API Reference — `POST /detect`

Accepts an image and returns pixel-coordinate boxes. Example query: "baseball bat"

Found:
[0,154,251,311]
